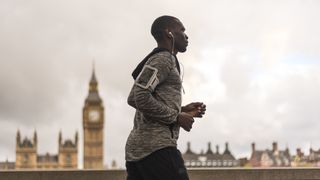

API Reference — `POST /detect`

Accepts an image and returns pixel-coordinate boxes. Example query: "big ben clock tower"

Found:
[83,68,104,169]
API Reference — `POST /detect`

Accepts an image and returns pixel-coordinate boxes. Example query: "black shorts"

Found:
[126,147,189,180]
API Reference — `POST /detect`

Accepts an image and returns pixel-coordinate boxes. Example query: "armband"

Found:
[135,65,159,90]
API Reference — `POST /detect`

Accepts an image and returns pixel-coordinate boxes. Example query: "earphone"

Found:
[168,31,185,93]
[169,31,174,38]
[168,32,175,54]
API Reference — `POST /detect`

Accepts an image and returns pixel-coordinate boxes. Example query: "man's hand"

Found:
[177,112,194,132]
[182,102,206,118]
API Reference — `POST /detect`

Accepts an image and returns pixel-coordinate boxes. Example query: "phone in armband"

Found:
[135,65,159,89]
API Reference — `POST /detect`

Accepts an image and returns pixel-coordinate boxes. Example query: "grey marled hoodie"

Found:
[125,51,182,161]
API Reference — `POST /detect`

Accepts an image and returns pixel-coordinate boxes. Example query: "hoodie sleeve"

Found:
[127,54,179,124]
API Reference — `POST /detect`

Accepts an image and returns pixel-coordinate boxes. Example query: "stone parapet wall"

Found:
[1,168,320,180]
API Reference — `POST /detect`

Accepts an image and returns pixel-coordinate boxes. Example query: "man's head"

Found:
[151,15,188,53]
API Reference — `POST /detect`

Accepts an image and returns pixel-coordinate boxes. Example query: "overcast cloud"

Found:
[1,0,320,168]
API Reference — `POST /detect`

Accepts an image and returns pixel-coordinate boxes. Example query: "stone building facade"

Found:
[0,159,15,170]
[292,147,320,167]
[182,142,239,168]
[249,142,291,167]
[15,130,78,169]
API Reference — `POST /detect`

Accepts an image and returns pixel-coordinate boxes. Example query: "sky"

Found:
[1,0,320,169]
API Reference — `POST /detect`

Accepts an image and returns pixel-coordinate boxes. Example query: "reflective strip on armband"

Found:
[135,65,159,90]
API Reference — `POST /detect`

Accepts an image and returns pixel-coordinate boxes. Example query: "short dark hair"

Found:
[151,15,179,42]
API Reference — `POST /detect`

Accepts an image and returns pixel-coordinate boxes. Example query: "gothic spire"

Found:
[33,130,37,145]
[16,129,21,145]
[85,62,102,105]
[90,61,97,86]
[223,142,231,155]
[206,142,214,155]
[216,145,220,155]
[89,62,98,92]
[185,142,195,154]
[59,130,62,145]
[75,131,78,146]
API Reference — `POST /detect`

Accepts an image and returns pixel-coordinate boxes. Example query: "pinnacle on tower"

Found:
[223,142,231,155]
[16,129,21,145]
[85,62,102,105]
[90,61,98,87]
[75,131,78,146]
[216,145,220,155]
[206,142,214,155]
[33,130,37,145]
[59,131,62,145]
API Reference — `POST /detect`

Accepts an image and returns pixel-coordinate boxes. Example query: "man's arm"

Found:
[128,55,179,124]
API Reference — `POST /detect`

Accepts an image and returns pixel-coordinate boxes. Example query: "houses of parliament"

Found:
[10,69,104,169]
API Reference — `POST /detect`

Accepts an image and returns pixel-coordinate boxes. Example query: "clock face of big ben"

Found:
[88,110,100,122]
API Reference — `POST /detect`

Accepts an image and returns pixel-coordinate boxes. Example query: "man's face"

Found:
[171,20,188,53]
